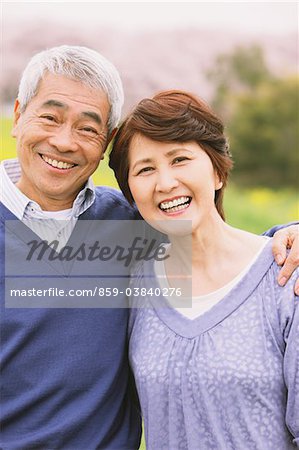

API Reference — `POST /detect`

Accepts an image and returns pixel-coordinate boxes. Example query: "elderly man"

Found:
[0,45,298,449]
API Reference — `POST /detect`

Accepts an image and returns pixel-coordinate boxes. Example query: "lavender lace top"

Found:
[129,240,299,450]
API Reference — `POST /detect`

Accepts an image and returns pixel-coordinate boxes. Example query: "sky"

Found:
[2,1,298,36]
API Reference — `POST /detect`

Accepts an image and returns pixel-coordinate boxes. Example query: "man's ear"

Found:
[11,100,21,138]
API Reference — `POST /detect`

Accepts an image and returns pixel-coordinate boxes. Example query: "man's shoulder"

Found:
[92,186,141,220]
[94,185,126,202]
[94,185,132,209]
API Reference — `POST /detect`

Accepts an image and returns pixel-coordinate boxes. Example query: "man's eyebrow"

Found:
[41,100,66,108]
[81,111,102,125]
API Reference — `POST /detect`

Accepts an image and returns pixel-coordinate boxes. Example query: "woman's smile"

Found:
[158,195,192,214]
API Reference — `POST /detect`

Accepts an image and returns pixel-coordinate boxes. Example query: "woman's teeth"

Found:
[159,196,191,212]
[41,154,75,169]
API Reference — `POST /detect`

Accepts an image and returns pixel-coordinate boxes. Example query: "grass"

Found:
[223,185,298,233]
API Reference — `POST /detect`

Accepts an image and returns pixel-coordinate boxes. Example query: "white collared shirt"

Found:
[0,158,96,249]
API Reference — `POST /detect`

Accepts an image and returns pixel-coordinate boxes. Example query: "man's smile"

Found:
[40,154,77,170]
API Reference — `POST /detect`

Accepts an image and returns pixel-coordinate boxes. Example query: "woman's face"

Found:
[128,134,222,235]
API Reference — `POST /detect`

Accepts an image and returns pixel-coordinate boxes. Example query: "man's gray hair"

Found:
[17,45,124,134]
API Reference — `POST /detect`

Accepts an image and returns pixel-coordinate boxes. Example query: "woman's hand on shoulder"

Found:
[272,224,299,295]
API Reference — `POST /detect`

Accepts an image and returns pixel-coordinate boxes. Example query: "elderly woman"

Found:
[109,90,298,450]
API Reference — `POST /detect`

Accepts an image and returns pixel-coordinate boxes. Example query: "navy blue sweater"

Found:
[0,187,142,450]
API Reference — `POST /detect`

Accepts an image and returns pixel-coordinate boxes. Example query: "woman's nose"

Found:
[155,169,179,193]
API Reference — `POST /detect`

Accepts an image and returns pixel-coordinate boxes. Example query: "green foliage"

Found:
[207,45,299,190]
[206,45,272,114]
[228,77,299,189]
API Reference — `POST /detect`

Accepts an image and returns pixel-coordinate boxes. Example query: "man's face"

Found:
[12,73,111,210]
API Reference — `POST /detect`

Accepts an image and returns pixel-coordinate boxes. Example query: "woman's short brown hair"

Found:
[109,90,233,220]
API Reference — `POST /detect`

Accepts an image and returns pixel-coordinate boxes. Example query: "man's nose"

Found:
[48,124,79,152]
[155,169,179,193]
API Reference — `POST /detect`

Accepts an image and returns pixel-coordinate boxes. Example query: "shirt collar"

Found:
[0,158,96,220]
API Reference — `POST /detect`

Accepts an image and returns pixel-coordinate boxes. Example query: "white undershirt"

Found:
[154,237,270,319]
[39,208,73,220]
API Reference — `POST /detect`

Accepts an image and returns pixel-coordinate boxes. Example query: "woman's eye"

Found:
[173,156,189,164]
[137,167,154,175]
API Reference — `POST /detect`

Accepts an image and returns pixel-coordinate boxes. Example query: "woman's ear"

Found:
[214,172,223,190]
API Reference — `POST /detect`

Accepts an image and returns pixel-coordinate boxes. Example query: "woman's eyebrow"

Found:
[165,147,193,157]
[131,158,153,171]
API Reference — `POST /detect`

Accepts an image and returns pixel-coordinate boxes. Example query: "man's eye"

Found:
[80,127,99,135]
[41,115,57,122]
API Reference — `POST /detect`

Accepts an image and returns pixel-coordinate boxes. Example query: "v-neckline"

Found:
[141,239,274,338]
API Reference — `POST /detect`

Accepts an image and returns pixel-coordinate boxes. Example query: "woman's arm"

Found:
[282,274,299,445]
